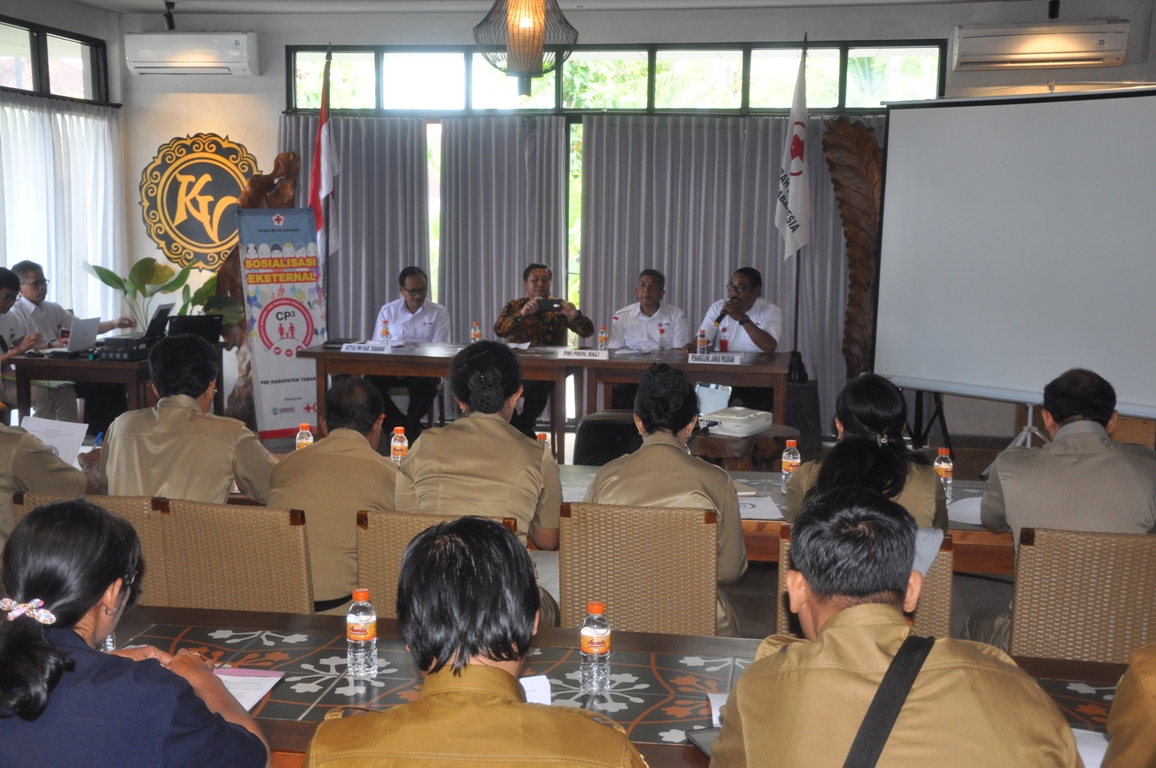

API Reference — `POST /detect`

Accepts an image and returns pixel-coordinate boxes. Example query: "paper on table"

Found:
[733,480,758,497]
[562,485,588,503]
[738,496,783,520]
[215,668,283,711]
[612,348,645,356]
[507,342,531,350]
[707,692,729,727]
[520,674,551,705]
[948,496,984,526]
[20,416,88,468]
[1071,728,1108,768]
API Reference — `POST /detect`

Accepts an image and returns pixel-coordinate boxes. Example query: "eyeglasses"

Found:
[637,281,663,290]
[402,286,429,296]
[22,280,48,288]
[0,292,17,304]
[726,283,754,294]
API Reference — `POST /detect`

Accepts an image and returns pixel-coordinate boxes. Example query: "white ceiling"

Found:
[72,0,1026,15]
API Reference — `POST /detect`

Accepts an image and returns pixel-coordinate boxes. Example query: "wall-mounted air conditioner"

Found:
[125,33,259,76]
[953,21,1128,70]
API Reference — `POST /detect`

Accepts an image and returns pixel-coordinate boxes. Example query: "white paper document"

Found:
[738,495,783,520]
[215,668,283,711]
[562,484,589,503]
[507,342,531,350]
[1071,728,1108,768]
[708,692,729,727]
[947,496,984,526]
[20,416,88,467]
[520,674,552,705]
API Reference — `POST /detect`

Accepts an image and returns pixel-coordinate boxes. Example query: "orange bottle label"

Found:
[782,459,801,474]
[580,631,610,655]
[935,466,953,480]
[347,620,377,641]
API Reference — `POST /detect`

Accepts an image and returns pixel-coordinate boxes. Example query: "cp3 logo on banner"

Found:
[257,298,314,358]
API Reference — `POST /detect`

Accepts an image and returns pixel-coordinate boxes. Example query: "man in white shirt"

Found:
[8,260,136,424]
[368,266,451,441]
[608,269,688,408]
[688,267,783,413]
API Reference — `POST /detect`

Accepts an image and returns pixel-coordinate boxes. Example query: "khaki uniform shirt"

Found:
[982,421,1156,544]
[267,429,396,602]
[395,411,561,540]
[785,459,948,530]
[0,425,88,545]
[1104,642,1156,768]
[99,395,278,504]
[712,604,1081,768]
[305,664,647,768]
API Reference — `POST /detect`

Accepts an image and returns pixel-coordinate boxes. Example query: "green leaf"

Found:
[149,264,192,297]
[83,261,133,296]
[188,275,219,308]
[178,285,192,315]
[203,295,245,325]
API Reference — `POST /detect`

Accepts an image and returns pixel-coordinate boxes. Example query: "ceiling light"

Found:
[474,0,578,97]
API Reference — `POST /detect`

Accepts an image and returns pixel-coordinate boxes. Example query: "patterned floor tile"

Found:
[1035,678,1115,733]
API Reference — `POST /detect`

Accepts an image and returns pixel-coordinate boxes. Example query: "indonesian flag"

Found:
[775,46,811,259]
[308,47,338,260]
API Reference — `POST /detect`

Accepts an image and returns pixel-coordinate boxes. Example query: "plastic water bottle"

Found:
[346,588,378,680]
[537,432,549,447]
[390,427,408,463]
[695,329,709,356]
[470,321,482,344]
[295,423,313,451]
[579,600,611,696]
[718,325,729,353]
[597,326,609,351]
[658,323,667,350]
[380,320,391,345]
[934,447,954,504]
[781,439,801,494]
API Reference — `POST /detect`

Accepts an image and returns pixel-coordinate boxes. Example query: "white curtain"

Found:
[0,91,127,321]
[580,114,886,429]
[279,114,429,338]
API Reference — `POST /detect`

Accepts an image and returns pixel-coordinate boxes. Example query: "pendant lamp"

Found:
[473,0,578,96]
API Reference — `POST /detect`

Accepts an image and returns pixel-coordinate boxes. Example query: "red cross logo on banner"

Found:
[272,214,284,226]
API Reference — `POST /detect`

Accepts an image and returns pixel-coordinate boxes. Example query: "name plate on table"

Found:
[556,349,610,360]
[340,342,391,354]
[688,353,741,365]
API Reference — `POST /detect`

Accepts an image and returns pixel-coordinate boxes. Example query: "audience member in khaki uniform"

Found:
[99,334,277,504]
[1104,641,1156,767]
[712,487,1080,768]
[970,369,1156,649]
[395,341,561,625]
[0,423,88,546]
[785,373,947,530]
[268,378,394,614]
[584,363,747,636]
[305,516,647,768]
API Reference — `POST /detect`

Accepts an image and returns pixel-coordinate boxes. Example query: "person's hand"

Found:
[560,300,580,320]
[14,333,43,353]
[681,342,695,355]
[520,298,540,318]
[116,316,136,329]
[48,338,66,348]
[721,297,744,321]
[111,645,174,664]
[165,648,217,681]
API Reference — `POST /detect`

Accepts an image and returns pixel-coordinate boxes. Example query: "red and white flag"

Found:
[308,47,338,260]
[775,46,811,259]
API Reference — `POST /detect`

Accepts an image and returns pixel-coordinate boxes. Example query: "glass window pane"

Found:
[749,48,840,109]
[655,50,742,109]
[562,50,648,110]
[382,53,465,110]
[0,24,35,92]
[471,52,555,109]
[847,47,940,108]
[296,51,376,109]
[47,35,94,99]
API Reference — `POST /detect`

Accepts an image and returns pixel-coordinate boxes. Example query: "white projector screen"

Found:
[875,89,1156,418]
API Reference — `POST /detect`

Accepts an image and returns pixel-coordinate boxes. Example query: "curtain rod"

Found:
[0,86,122,109]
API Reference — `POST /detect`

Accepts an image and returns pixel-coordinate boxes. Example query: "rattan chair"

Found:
[13,491,82,524]
[1010,527,1156,664]
[161,499,314,614]
[776,524,955,638]
[558,502,717,636]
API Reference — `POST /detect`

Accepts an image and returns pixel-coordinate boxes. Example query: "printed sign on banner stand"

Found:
[237,209,328,438]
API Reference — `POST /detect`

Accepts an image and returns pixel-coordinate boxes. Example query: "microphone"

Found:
[714,298,738,326]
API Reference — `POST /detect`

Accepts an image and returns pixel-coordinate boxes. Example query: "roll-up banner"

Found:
[236,209,328,438]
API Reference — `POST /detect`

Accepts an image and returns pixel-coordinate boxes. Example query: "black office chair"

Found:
[572,410,642,466]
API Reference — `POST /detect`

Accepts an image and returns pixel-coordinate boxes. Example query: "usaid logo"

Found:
[272,406,297,416]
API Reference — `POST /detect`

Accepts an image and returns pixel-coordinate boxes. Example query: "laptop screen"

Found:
[694,382,732,417]
[144,303,175,339]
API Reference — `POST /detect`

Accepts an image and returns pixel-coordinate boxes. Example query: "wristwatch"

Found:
[738,314,751,326]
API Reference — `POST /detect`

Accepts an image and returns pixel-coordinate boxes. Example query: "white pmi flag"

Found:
[775,49,811,259]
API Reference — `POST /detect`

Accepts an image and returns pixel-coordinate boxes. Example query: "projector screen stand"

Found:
[981,403,1050,477]
[910,390,952,455]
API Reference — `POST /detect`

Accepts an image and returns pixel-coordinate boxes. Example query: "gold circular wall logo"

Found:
[140,133,259,271]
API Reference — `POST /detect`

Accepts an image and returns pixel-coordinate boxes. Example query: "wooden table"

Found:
[114,606,1121,768]
[583,349,792,423]
[11,352,226,423]
[299,344,572,462]
[688,423,801,472]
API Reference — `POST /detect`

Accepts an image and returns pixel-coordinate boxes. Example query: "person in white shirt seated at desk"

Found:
[8,260,136,426]
[367,266,450,442]
[607,268,688,409]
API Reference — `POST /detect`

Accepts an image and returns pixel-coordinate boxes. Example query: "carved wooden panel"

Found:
[822,117,883,381]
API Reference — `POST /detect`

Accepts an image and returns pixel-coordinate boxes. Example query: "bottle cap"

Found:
[394,426,405,435]
[299,423,310,431]
[353,588,370,602]
[537,433,548,441]
[786,439,797,447]
[938,447,950,455]
[586,600,606,614]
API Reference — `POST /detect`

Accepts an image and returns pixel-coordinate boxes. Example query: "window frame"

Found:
[0,13,110,104]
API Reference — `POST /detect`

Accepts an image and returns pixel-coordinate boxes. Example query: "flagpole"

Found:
[787,36,809,384]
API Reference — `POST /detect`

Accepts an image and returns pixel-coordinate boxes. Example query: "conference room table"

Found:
[114,606,1118,768]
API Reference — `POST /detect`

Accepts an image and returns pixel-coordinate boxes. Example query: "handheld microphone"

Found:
[714,298,738,326]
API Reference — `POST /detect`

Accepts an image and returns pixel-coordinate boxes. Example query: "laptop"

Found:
[168,314,224,343]
[47,317,101,358]
[695,381,732,422]
[142,303,175,340]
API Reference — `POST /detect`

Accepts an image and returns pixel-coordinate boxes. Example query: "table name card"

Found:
[340,342,391,354]
[688,353,741,365]
[557,349,610,360]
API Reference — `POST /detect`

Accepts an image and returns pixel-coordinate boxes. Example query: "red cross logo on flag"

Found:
[789,130,805,176]
[272,214,284,226]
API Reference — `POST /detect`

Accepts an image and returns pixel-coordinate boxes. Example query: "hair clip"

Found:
[0,598,57,625]
[877,434,889,446]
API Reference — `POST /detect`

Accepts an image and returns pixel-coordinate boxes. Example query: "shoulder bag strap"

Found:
[841,634,936,768]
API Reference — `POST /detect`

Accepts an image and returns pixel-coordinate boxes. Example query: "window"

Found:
[846,46,941,108]
[383,53,465,110]
[655,49,742,110]
[296,50,376,109]
[471,52,555,110]
[563,50,647,110]
[0,17,107,102]
[749,48,840,109]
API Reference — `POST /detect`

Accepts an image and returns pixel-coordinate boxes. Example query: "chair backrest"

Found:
[776,524,955,638]
[558,502,717,635]
[13,491,82,524]
[1011,527,1156,664]
[162,499,314,614]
